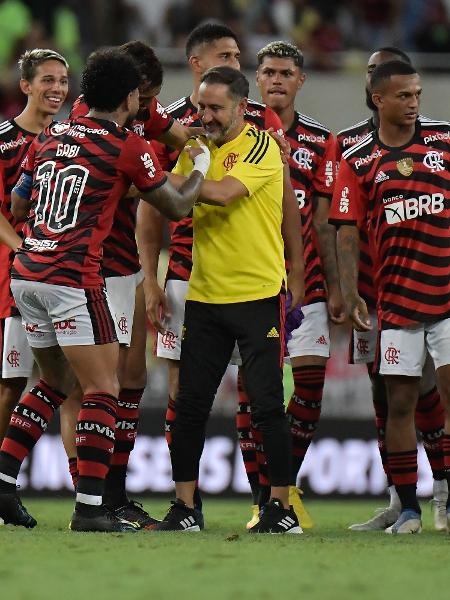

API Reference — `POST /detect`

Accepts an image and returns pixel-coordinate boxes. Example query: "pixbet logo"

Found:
[354,149,381,169]
[384,193,445,224]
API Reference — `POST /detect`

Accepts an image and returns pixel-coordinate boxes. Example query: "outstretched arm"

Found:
[140,143,210,219]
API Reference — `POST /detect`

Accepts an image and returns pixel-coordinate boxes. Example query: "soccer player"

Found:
[330,60,450,534]
[153,66,301,534]
[0,47,210,532]
[139,24,304,526]
[336,48,447,531]
[66,40,202,529]
[0,49,69,442]
[251,41,344,525]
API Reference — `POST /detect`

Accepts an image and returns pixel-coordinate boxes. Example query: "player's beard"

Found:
[205,112,238,145]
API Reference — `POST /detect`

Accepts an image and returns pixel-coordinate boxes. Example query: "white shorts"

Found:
[351,311,378,364]
[286,302,330,360]
[105,270,144,346]
[379,319,450,376]
[0,316,34,378]
[11,280,117,348]
[156,279,189,360]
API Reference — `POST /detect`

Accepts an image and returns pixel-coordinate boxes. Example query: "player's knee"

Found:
[387,397,416,420]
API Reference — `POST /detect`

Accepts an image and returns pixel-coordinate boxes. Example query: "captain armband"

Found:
[12,173,33,200]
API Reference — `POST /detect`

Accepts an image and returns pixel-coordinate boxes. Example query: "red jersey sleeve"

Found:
[312,134,336,198]
[329,158,365,226]
[263,106,284,133]
[152,139,179,172]
[143,97,174,140]
[69,95,88,119]
[21,140,37,177]
[118,133,167,192]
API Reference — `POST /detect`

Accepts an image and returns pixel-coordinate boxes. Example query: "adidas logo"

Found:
[278,516,297,530]
[180,515,197,530]
[315,335,328,345]
[267,327,279,338]
[375,170,389,183]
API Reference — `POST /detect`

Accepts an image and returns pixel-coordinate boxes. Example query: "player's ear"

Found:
[189,55,202,74]
[19,78,32,96]
[238,97,247,116]
[371,92,382,109]
[298,72,306,89]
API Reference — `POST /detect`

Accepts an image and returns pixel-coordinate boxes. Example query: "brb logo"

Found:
[384,193,445,224]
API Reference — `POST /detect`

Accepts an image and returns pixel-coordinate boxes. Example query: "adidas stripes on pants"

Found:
[171,296,291,487]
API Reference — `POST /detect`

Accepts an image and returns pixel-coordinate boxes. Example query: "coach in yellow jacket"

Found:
[156,66,301,534]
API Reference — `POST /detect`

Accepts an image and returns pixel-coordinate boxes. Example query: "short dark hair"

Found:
[185,23,239,59]
[200,66,249,101]
[119,40,163,88]
[257,41,304,69]
[366,50,413,111]
[371,60,418,92]
[18,48,68,81]
[81,48,140,111]
[375,46,412,64]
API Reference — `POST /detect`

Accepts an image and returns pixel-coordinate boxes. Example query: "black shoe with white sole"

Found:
[248,499,303,534]
[153,500,201,532]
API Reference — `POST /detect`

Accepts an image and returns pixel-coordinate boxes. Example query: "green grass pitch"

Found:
[1,498,449,600]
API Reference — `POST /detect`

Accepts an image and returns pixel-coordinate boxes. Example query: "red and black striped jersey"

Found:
[0,119,36,318]
[70,95,173,277]
[153,96,202,281]
[154,97,284,281]
[337,117,377,309]
[285,112,335,305]
[330,117,450,328]
[11,117,167,288]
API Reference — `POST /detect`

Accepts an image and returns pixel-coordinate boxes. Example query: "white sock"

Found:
[432,478,448,501]
[76,492,102,506]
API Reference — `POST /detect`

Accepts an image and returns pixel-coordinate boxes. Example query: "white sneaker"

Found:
[349,506,400,531]
[385,510,422,534]
[431,479,448,532]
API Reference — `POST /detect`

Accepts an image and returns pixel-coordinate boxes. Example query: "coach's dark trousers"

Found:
[171,296,291,487]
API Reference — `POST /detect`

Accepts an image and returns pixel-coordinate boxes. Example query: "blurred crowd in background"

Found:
[1,0,450,117]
